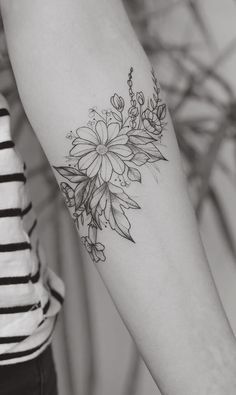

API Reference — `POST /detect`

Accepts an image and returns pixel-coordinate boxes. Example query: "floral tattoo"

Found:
[54,68,167,263]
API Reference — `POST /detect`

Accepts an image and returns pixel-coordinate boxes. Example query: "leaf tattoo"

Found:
[54,68,167,263]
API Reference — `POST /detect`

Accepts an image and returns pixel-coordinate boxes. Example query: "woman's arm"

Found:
[1,1,236,393]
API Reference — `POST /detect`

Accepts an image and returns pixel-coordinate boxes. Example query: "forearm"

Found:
[1,1,236,394]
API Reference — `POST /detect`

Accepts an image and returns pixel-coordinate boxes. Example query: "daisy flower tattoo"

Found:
[54,68,167,263]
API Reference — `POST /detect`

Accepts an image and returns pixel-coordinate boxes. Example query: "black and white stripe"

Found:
[0,105,64,365]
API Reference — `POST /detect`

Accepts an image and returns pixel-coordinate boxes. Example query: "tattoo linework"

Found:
[54,68,167,263]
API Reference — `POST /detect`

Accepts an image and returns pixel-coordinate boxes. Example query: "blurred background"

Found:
[1,0,236,394]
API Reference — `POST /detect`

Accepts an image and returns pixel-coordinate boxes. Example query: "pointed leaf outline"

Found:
[54,166,88,183]
[127,167,142,183]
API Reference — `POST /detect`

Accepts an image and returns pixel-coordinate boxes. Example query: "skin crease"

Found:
[1,1,236,394]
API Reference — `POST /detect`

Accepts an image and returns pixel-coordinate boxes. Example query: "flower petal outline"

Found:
[70,143,95,157]
[87,155,102,177]
[106,152,125,174]
[96,121,108,144]
[76,127,100,144]
[109,144,132,157]
[100,155,113,181]
[107,134,128,147]
[107,123,120,141]
[79,150,98,170]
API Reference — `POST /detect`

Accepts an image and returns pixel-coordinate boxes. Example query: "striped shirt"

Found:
[0,95,64,365]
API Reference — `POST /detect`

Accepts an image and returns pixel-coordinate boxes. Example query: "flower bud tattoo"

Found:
[53,68,167,263]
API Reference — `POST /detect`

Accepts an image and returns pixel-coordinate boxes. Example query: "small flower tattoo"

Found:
[54,68,167,263]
